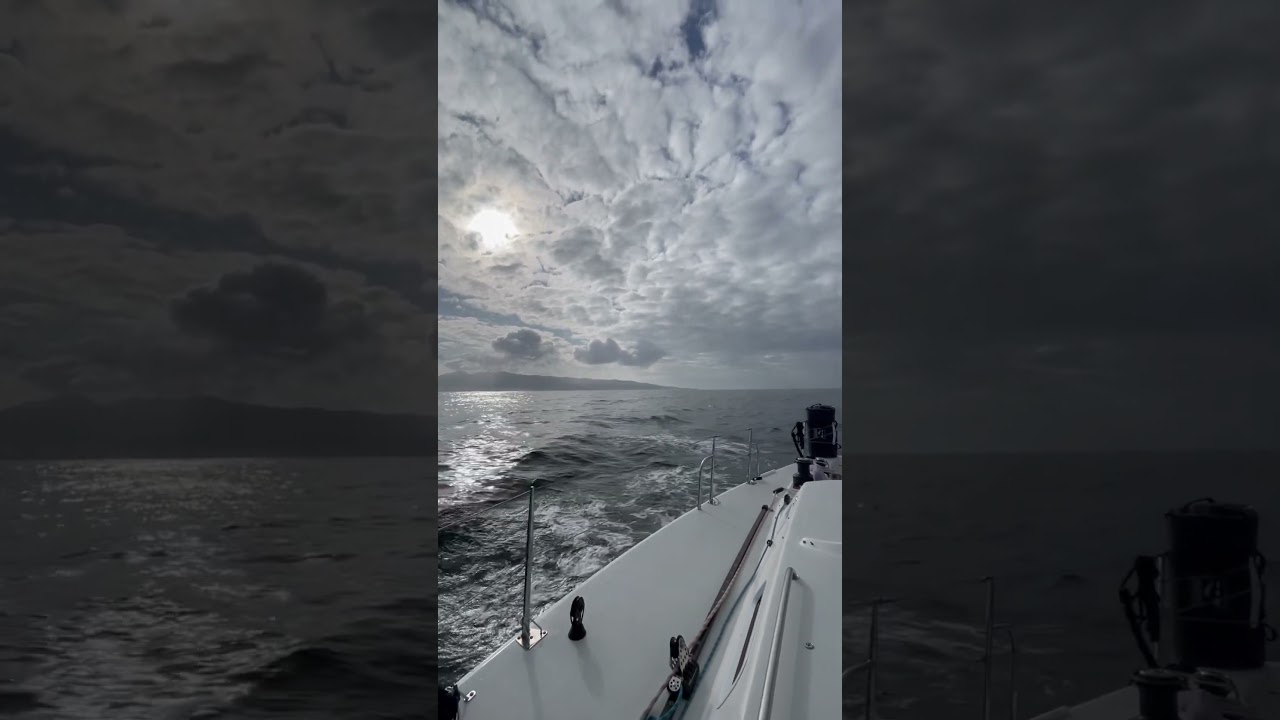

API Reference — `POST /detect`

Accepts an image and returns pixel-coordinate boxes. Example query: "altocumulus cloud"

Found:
[492,328,556,361]
[573,338,667,368]
[437,0,842,389]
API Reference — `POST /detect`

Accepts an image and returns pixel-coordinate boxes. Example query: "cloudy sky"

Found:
[0,0,441,413]
[6,0,1280,449]
[437,0,842,389]
[847,1,1280,451]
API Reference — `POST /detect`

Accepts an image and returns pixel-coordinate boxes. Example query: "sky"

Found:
[0,0,841,418]
[5,1,1280,449]
[0,0,441,413]
[436,0,842,390]
[845,1,1280,451]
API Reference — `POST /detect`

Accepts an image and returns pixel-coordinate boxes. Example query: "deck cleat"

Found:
[568,595,586,641]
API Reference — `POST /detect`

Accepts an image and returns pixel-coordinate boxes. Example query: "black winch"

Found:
[790,404,840,459]
[1120,498,1275,672]
[804,403,839,458]
[792,458,814,489]
[1132,668,1182,720]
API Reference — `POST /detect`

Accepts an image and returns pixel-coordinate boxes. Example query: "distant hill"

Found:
[0,396,434,460]
[438,371,674,392]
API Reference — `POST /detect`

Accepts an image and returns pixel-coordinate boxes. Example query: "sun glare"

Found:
[467,209,518,251]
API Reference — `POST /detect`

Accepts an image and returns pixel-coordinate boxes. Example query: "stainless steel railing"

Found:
[695,428,771,509]
[747,428,762,483]
[845,578,1019,720]
[843,597,896,719]
[518,484,547,650]
[440,485,555,652]
[977,577,1020,720]
[697,453,719,509]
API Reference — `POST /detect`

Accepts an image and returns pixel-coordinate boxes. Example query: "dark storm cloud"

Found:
[491,328,554,360]
[171,263,371,357]
[573,337,666,367]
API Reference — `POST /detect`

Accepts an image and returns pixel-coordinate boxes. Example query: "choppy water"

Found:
[0,458,431,719]
[436,390,838,680]
[438,390,1280,719]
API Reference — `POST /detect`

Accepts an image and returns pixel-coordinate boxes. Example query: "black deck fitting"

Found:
[568,595,587,641]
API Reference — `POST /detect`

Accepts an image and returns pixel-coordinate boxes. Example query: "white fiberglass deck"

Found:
[1026,663,1280,720]
[681,472,843,720]
[453,459,843,720]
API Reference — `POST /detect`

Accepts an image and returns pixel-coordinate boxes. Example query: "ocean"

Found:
[438,389,1280,719]
[0,458,431,720]
[436,389,841,679]
[7,391,1268,719]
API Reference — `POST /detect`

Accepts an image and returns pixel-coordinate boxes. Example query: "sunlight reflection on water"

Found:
[0,457,428,719]
[438,392,538,508]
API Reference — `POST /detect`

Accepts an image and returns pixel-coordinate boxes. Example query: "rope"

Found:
[698,497,790,714]
[643,498,777,720]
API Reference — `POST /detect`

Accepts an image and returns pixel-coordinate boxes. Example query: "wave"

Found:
[585,413,690,425]
[227,633,431,718]
[231,646,355,691]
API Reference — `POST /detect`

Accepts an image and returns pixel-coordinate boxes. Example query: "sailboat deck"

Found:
[754,479,843,719]
[453,465,801,720]
[679,477,844,720]
[453,461,788,712]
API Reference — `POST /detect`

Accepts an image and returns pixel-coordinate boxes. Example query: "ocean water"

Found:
[0,458,431,720]
[438,389,1280,719]
[435,389,841,680]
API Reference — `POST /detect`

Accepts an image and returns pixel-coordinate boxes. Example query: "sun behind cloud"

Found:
[466,209,518,251]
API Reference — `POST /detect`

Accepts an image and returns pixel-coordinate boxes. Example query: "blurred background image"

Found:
[842,1,1280,716]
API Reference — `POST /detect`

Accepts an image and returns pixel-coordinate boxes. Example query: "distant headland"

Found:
[0,396,433,460]
[438,371,675,392]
